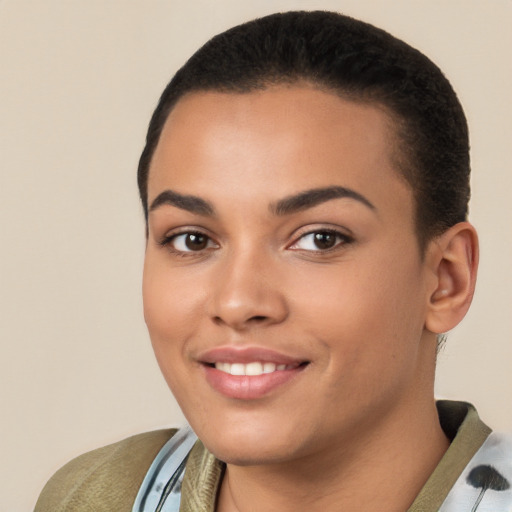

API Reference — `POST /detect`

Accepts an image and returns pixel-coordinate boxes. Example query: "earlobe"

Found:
[425,222,479,334]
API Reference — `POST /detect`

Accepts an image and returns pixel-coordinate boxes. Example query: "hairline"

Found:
[143,79,432,253]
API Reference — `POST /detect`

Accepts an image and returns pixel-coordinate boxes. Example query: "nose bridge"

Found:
[209,242,288,329]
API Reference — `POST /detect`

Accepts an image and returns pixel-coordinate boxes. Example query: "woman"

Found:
[35,11,512,512]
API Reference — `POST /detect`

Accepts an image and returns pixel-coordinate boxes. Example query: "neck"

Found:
[217,396,449,512]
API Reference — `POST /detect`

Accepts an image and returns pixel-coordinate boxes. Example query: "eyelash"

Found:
[158,227,354,256]
[288,228,354,253]
[158,230,219,256]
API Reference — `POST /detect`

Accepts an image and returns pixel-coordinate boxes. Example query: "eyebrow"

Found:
[149,190,215,216]
[271,186,376,216]
[148,185,375,218]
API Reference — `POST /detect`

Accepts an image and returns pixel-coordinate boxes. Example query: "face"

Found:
[143,86,437,466]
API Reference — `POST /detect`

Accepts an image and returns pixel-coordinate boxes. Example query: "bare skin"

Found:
[143,85,478,511]
[217,401,446,512]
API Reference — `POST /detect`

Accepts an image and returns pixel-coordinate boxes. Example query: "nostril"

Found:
[211,314,269,328]
[212,314,264,321]
[249,315,268,322]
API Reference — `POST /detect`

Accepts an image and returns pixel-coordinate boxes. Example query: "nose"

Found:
[208,249,289,331]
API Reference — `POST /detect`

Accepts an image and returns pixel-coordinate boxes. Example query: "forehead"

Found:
[148,86,412,216]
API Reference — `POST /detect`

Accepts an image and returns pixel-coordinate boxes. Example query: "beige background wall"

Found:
[1,1,510,510]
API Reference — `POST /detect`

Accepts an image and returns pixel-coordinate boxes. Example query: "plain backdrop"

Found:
[1,1,511,510]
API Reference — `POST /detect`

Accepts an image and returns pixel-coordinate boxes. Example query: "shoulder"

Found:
[35,429,177,512]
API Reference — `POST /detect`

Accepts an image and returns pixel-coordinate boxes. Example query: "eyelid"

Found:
[287,226,354,252]
[158,227,220,253]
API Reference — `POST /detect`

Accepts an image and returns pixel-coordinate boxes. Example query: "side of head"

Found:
[137,10,470,250]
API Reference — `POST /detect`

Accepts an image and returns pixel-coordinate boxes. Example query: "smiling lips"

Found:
[199,347,308,399]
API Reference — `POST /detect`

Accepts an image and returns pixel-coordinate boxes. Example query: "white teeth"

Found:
[215,363,229,372]
[263,362,276,373]
[245,362,263,376]
[230,363,245,376]
[214,361,289,376]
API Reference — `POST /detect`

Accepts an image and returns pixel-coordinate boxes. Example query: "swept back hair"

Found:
[138,11,470,248]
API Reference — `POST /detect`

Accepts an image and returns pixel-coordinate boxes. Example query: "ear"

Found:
[424,222,479,334]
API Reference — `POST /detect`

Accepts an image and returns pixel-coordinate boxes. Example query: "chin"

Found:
[192,419,312,467]
[206,439,298,466]
[176,391,330,465]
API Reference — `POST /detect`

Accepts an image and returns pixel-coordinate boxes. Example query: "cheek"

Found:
[142,255,203,363]
[296,253,426,366]
[142,264,199,410]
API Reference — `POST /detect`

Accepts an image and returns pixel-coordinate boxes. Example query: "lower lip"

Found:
[203,365,306,400]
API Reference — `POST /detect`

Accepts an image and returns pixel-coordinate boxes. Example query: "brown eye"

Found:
[289,229,353,252]
[312,232,337,250]
[185,233,208,250]
[165,232,218,253]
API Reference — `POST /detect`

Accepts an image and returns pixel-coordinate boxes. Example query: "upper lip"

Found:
[197,346,308,366]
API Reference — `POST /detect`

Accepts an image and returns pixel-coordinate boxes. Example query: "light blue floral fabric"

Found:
[132,425,197,512]
[439,432,512,512]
